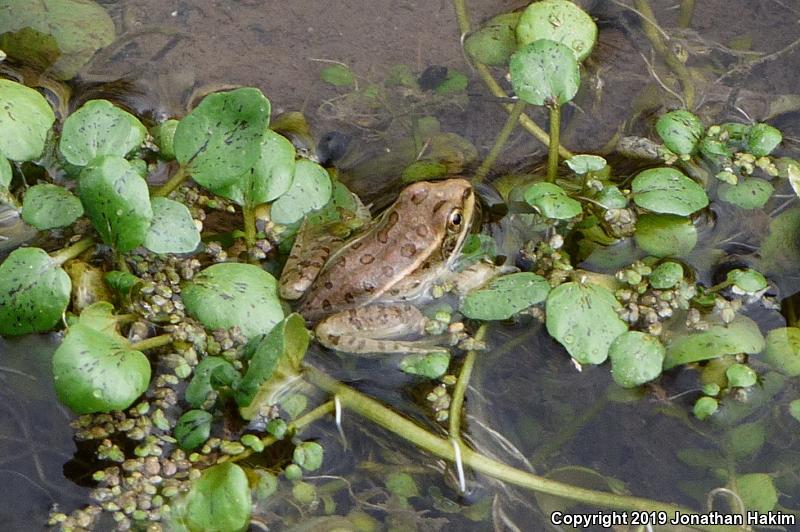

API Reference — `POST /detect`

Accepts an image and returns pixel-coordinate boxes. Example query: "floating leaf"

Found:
[78,155,153,252]
[762,327,800,377]
[655,110,704,156]
[151,119,179,160]
[649,262,683,289]
[175,410,212,451]
[143,197,200,254]
[464,12,520,66]
[59,100,147,166]
[52,309,151,413]
[735,473,777,513]
[293,441,324,471]
[185,357,234,408]
[565,154,607,174]
[726,268,767,293]
[717,178,773,209]
[595,186,628,209]
[509,40,580,106]
[174,88,270,190]
[631,168,708,216]
[460,272,550,320]
[103,270,140,295]
[608,331,665,388]
[693,396,718,420]
[320,64,355,87]
[0,79,55,161]
[183,263,284,339]
[0,156,10,189]
[747,123,781,157]
[214,129,296,207]
[634,214,697,257]
[181,462,251,532]
[0,0,115,79]
[664,316,765,369]
[399,352,451,379]
[21,183,83,229]
[516,0,597,62]
[546,281,628,364]
[726,363,757,387]
[524,182,582,219]
[270,160,332,225]
[235,314,310,419]
[0,247,70,336]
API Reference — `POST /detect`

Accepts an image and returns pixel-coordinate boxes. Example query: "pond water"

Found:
[2,0,800,530]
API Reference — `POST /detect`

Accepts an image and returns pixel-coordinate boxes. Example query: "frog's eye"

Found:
[448,209,463,231]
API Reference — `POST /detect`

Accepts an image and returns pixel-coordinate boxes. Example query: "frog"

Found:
[279,178,494,355]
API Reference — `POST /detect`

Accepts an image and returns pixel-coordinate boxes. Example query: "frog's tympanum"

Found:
[279,178,479,354]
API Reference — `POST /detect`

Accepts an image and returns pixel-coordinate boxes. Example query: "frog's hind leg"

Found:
[316,303,448,354]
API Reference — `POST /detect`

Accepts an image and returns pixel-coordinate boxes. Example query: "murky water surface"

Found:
[2,0,800,529]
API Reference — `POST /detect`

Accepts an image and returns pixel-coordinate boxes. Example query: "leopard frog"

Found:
[279,178,477,354]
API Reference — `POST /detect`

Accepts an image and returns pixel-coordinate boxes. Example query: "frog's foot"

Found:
[316,303,449,354]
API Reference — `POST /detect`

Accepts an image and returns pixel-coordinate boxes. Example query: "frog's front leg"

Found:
[279,222,344,300]
[315,303,450,354]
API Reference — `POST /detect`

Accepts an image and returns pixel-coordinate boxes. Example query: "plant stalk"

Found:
[449,325,486,441]
[305,367,742,531]
[547,104,562,183]
[451,0,573,160]
[50,237,95,266]
[130,334,173,351]
[152,166,188,198]
[242,204,257,249]
[474,101,526,182]
[678,0,695,28]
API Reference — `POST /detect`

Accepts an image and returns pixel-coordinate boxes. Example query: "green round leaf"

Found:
[655,110,704,156]
[649,262,683,289]
[464,13,520,66]
[723,422,765,459]
[726,363,757,387]
[52,322,151,413]
[143,197,200,254]
[174,88,271,189]
[385,472,419,498]
[460,272,550,320]
[546,281,628,364]
[293,441,324,471]
[747,123,782,157]
[693,396,718,420]
[634,214,697,257]
[524,182,582,219]
[103,270,140,295]
[726,268,767,293]
[631,168,708,216]
[718,178,773,210]
[320,64,355,87]
[516,0,597,62]
[565,154,607,174]
[762,327,800,377]
[399,352,451,379]
[270,160,332,225]
[284,464,303,481]
[182,462,251,532]
[214,129,296,206]
[664,316,765,369]
[595,186,628,209]
[401,161,448,183]
[175,410,212,451]
[509,40,580,106]
[434,70,469,95]
[0,0,115,80]
[759,207,800,275]
[21,183,83,229]
[151,119,179,160]
[789,400,800,422]
[0,156,11,189]
[183,263,284,339]
[78,155,153,252]
[609,331,665,388]
[736,473,777,512]
[702,383,721,396]
[267,419,288,439]
[59,100,147,166]
[0,79,55,161]
[0,247,70,336]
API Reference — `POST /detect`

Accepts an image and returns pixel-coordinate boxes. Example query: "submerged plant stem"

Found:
[50,237,95,266]
[449,324,487,440]
[678,0,695,28]
[152,166,188,198]
[242,204,257,250]
[305,368,741,531]
[130,334,173,351]
[547,105,561,183]
[474,102,525,183]
[633,0,696,108]
[451,0,573,160]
